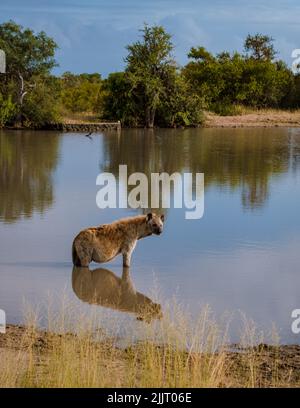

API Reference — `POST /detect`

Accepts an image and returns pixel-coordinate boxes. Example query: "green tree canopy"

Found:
[244,33,276,61]
[125,24,176,128]
[0,20,58,125]
[0,20,57,78]
[61,72,103,114]
[184,35,296,112]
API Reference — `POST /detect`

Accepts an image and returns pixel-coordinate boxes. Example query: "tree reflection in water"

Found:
[0,130,60,223]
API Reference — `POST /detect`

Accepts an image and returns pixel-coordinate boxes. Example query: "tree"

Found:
[156,71,204,127]
[103,72,140,126]
[125,24,176,128]
[183,46,221,105]
[184,35,294,112]
[61,72,104,114]
[0,20,58,125]
[21,75,61,127]
[188,46,215,63]
[244,34,276,61]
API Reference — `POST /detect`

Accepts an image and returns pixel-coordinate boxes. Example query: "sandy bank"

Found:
[205,110,300,128]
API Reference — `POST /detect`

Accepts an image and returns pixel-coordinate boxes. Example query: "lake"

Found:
[1,127,300,344]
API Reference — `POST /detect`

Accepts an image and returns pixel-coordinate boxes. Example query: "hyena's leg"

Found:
[122,241,137,267]
[73,239,93,267]
[122,252,131,268]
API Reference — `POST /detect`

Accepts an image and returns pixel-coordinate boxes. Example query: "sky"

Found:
[0,0,299,77]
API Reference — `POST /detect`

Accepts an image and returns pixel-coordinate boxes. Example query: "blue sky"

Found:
[0,0,299,77]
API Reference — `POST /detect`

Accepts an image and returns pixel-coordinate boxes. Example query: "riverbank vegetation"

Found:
[1,20,300,128]
[1,302,299,388]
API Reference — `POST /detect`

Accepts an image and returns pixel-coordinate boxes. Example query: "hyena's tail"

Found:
[72,241,82,266]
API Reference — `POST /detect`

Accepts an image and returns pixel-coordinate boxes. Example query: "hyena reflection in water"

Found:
[72,266,162,322]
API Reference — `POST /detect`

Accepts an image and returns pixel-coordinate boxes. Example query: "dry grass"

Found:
[61,111,100,124]
[205,107,300,127]
[61,111,118,124]
[0,302,299,388]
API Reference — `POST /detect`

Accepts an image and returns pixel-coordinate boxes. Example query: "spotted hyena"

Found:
[72,213,164,267]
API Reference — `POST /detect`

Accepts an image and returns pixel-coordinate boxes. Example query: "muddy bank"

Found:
[1,324,300,387]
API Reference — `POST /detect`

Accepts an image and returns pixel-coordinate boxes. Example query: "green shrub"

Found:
[0,94,16,127]
[21,76,61,127]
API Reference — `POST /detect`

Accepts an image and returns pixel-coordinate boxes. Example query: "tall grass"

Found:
[0,300,298,388]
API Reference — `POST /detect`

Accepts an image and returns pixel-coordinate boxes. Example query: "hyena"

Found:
[72,213,164,267]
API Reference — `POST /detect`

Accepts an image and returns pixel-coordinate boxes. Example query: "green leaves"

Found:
[0,20,59,127]
[61,73,103,114]
[125,24,176,127]
[2,20,299,127]
[103,24,204,128]
[103,72,140,126]
[244,34,276,61]
[0,94,16,127]
[0,20,57,79]
[184,37,297,112]
[21,76,61,127]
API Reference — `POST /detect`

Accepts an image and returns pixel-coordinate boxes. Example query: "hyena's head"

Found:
[146,212,164,235]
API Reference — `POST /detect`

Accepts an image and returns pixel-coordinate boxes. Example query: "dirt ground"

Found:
[205,110,300,128]
[1,324,300,387]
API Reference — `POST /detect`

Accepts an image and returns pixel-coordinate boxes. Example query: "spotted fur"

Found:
[72,213,164,267]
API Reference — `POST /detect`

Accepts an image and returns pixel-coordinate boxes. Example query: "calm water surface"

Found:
[1,127,300,343]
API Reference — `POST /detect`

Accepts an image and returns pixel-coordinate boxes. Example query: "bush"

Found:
[156,72,205,126]
[21,76,61,127]
[60,73,104,115]
[0,94,16,127]
[184,43,299,113]
[211,101,245,116]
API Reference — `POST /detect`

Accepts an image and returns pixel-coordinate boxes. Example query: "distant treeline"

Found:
[0,20,300,128]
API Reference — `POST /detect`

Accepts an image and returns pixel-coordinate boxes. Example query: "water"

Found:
[1,127,300,344]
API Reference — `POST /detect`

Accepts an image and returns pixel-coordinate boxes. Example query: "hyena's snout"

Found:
[154,225,163,235]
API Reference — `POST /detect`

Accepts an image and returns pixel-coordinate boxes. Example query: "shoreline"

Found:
[2,121,121,132]
[2,110,300,131]
[1,324,300,387]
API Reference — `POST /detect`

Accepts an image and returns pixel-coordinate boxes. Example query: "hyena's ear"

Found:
[160,214,165,222]
[146,213,152,222]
